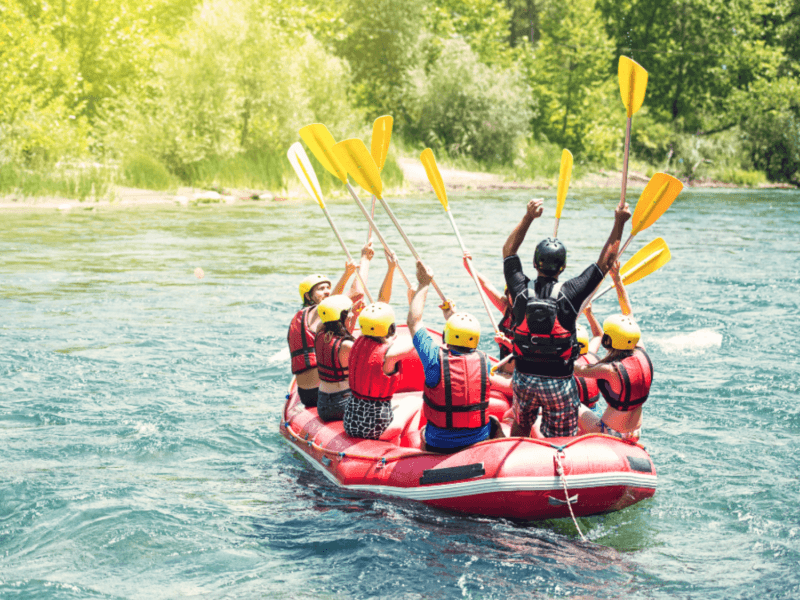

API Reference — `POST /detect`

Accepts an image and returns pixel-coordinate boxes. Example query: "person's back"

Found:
[501,198,631,438]
[315,295,358,422]
[576,314,652,440]
[289,274,333,408]
[420,315,496,452]
[344,302,415,440]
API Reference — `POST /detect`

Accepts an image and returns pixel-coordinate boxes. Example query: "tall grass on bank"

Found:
[0,162,117,201]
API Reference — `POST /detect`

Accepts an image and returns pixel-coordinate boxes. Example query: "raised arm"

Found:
[463,251,507,312]
[608,260,633,317]
[502,199,544,258]
[583,301,603,337]
[348,242,375,297]
[407,260,433,336]
[334,260,357,295]
[596,203,631,274]
[378,250,397,303]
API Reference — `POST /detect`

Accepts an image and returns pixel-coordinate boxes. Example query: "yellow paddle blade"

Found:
[620,237,671,286]
[619,56,648,119]
[555,148,573,220]
[420,148,448,211]
[631,172,683,235]
[370,115,393,173]
[333,138,383,199]
[298,123,349,184]
[287,142,325,208]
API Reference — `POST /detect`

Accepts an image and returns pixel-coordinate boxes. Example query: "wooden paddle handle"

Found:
[322,207,374,304]
[446,211,499,333]
[345,184,414,291]
[378,197,447,303]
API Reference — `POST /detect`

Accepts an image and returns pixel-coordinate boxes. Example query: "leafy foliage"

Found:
[405,39,532,165]
[3,0,800,195]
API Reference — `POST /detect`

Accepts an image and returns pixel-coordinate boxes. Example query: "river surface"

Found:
[2,187,799,599]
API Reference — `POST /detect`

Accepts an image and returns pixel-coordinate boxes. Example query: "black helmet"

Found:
[533,237,567,277]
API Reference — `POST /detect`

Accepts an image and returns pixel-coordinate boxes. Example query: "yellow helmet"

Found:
[602,314,641,350]
[358,302,395,337]
[444,312,481,349]
[299,274,331,300]
[317,294,352,323]
[576,324,589,355]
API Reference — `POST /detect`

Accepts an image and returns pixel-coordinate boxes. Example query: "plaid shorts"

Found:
[512,372,580,438]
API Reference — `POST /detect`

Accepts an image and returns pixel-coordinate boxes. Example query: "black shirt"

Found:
[503,254,604,375]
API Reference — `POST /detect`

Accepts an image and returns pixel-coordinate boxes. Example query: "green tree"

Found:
[405,38,532,164]
[333,0,425,121]
[423,0,520,67]
[528,0,618,164]
[596,0,787,131]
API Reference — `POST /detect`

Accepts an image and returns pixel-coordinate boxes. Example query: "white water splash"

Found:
[655,328,723,354]
[267,347,290,365]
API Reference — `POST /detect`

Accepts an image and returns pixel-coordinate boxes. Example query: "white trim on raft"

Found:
[283,436,657,502]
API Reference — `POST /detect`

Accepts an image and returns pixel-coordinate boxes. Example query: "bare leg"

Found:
[578,404,602,434]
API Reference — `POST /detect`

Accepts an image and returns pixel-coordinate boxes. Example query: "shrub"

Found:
[404,38,532,165]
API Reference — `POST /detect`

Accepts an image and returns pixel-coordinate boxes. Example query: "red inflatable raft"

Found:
[279,326,657,520]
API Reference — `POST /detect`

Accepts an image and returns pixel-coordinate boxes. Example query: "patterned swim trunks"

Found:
[512,371,580,438]
[344,396,394,440]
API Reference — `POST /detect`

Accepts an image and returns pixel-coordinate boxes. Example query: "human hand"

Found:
[526,198,544,220]
[351,298,366,316]
[439,298,455,312]
[583,301,593,315]
[385,250,397,268]
[344,259,357,275]
[462,251,474,275]
[415,260,433,287]
[494,332,512,350]
[361,241,375,261]
[615,202,631,225]
[609,259,622,282]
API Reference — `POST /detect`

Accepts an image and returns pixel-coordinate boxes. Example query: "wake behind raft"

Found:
[279,325,656,520]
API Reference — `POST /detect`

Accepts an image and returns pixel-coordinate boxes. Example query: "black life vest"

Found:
[512,282,579,378]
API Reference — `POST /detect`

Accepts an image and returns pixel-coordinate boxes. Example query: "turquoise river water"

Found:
[2,187,799,599]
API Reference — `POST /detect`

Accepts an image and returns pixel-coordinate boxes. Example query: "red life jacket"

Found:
[574,351,600,407]
[597,348,653,411]
[315,331,349,383]
[423,348,489,429]
[512,282,578,378]
[348,336,401,402]
[499,308,514,338]
[287,306,317,375]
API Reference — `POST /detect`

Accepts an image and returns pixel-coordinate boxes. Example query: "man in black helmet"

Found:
[502,198,631,438]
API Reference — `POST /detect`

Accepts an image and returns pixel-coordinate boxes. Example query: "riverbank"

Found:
[0,160,791,210]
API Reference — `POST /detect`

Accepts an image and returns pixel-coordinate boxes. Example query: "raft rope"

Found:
[553,448,586,542]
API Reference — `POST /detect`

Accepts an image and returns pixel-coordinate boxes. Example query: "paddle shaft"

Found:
[376,196,447,302]
[619,117,632,210]
[445,211,499,332]
[344,183,414,290]
[366,196,377,243]
[321,207,374,303]
[490,352,514,375]
[553,218,561,238]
